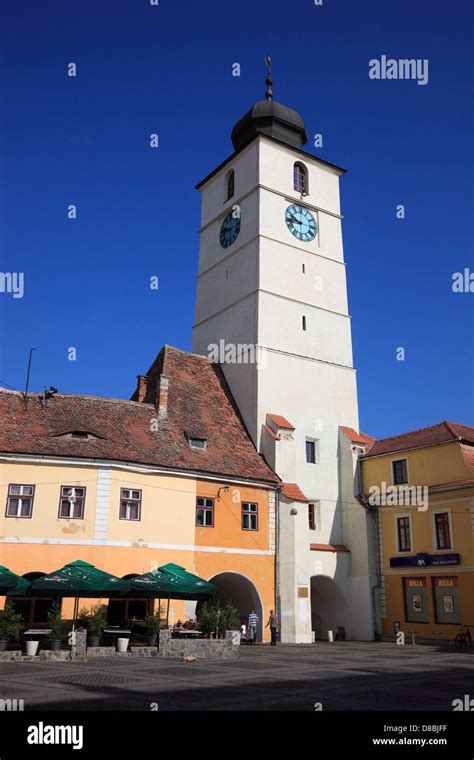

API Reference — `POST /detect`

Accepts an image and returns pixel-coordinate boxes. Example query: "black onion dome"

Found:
[231,100,308,151]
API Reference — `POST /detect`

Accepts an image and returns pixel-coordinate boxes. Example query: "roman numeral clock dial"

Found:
[285,203,317,242]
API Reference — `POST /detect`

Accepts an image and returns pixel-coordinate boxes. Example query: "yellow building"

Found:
[0,346,279,641]
[360,421,474,641]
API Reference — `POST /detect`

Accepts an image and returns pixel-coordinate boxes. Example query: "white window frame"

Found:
[59,486,86,520]
[120,488,142,521]
[6,484,35,518]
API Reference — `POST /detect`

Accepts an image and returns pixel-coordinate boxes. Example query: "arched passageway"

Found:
[204,572,264,641]
[310,575,348,641]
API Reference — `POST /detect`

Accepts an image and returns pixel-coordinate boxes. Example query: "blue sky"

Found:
[0,0,473,439]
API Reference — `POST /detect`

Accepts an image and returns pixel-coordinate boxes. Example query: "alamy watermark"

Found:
[368,482,428,511]
[369,55,429,86]
[207,341,267,369]
[0,272,24,299]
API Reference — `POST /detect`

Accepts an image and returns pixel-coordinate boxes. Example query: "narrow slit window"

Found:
[302,316,307,331]
[226,170,235,200]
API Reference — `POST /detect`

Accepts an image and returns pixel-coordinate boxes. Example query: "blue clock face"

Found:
[285,204,317,242]
[220,207,241,248]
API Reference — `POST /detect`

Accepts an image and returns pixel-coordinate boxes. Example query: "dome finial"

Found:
[264,55,273,101]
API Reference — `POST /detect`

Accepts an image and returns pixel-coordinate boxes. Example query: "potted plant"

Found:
[79,602,106,647]
[145,605,162,647]
[47,602,65,651]
[0,601,23,651]
[219,601,240,638]
[198,599,220,638]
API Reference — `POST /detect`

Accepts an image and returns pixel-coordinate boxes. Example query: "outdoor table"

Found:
[23,629,52,640]
[102,628,131,637]
[172,630,202,639]
[102,628,131,648]
[23,629,53,655]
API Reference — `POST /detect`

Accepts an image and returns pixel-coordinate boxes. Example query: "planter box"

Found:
[86,647,116,658]
[159,629,240,660]
[39,650,71,661]
[0,650,22,661]
[130,646,158,658]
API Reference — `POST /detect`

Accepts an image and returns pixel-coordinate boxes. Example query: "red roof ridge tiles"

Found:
[262,424,280,441]
[267,414,295,430]
[310,543,350,553]
[361,420,474,458]
[280,482,308,502]
[340,426,376,447]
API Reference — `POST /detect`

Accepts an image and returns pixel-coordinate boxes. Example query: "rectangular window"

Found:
[434,512,451,550]
[396,516,411,552]
[6,484,35,518]
[189,437,206,450]
[308,502,321,531]
[392,459,408,485]
[196,497,214,527]
[306,440,317,464]
[120,488,142,521]
[59,486,86,519]
[242,502,258,531]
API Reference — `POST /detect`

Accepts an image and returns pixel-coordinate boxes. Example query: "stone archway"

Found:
[206,572,264,641]
[310,575,349,641]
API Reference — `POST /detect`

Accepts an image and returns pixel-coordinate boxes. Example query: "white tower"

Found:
[192,67,376,642]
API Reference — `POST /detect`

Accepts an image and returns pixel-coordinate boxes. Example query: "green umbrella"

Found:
[0,566,30,595]
[130,568,186,597]
[158,563,216,599]
[31,560,132,626]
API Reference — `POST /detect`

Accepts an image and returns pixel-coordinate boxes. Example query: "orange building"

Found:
[0,346,279,641]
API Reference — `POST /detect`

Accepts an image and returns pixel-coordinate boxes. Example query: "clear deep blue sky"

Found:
[0,0,473,439]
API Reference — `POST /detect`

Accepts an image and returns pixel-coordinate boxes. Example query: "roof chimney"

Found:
[136,375,148,403]
[157,375,169,418]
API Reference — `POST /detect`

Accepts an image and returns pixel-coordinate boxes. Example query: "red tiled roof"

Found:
[267,414,295,430]
[280,482,308,502]
[361,421,474,458]
[262,424,280,441]
[310,543,350,553]
[0,346,278,484]
[340,426,376,449]
[430,478,474,493]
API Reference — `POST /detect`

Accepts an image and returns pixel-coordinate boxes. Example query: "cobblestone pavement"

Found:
[0,642,471,711]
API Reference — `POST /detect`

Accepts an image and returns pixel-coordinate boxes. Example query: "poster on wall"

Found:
[443,595,454,614]
[412,595,423,613]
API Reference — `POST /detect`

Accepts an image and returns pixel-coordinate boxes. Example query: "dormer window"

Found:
[293,162,308,194]
[54,430,101,441]
[226,170,235,201]
[189,437,207,450]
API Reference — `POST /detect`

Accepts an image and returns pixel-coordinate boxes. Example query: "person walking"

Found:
[265,609,279,646]
[248,609,259,643]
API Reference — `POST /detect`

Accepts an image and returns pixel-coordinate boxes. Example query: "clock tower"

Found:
[192,64,376,643]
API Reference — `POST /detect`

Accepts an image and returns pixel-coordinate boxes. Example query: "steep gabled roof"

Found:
[0,346,278,485]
